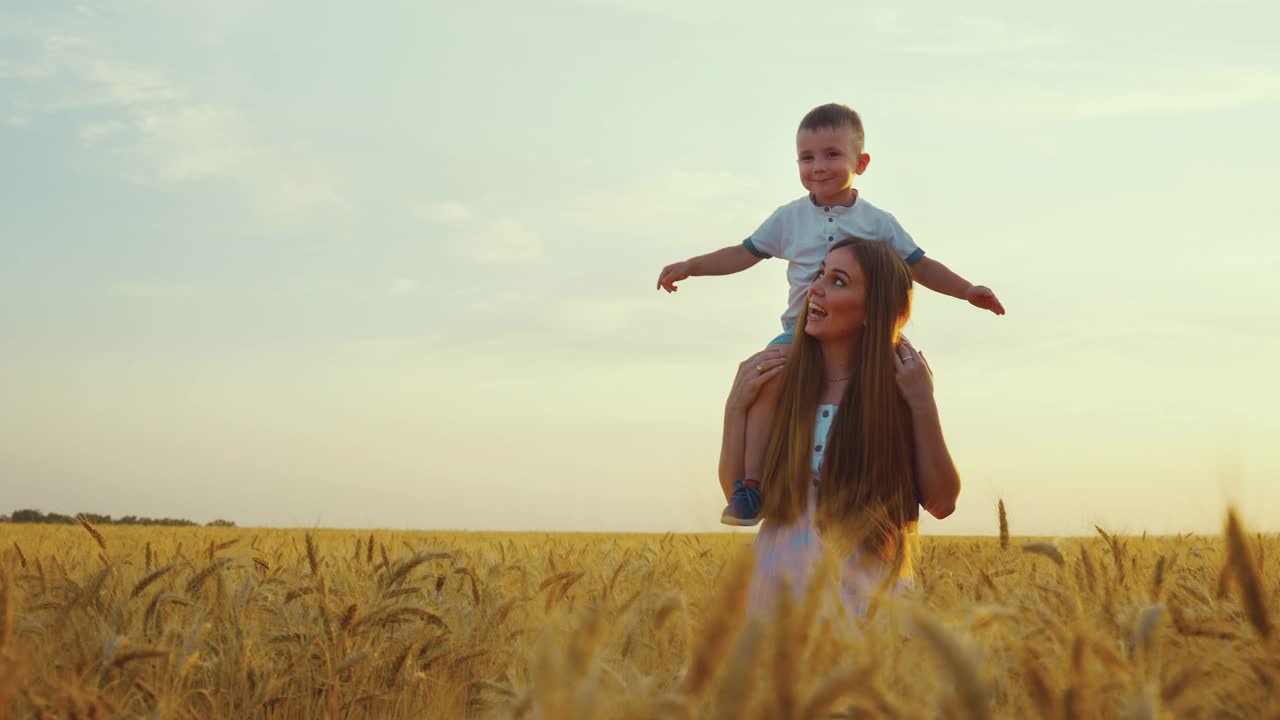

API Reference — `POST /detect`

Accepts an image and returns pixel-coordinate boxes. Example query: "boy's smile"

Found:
[796,125,870,207]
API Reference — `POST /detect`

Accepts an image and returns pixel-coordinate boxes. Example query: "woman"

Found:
[719,237,961,617]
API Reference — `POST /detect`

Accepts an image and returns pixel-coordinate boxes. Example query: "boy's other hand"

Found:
[965,285,1006,316]
[657,261,692,293]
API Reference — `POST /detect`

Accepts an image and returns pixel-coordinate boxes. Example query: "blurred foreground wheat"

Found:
[0,505,1277,718]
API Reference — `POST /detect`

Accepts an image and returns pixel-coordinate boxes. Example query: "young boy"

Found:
[656,103,1004,526]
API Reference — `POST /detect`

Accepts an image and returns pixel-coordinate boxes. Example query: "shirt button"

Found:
[828,236,833,242]
[815,444,823,452]
[828,218,833,223]
[822,410,830,417]
[824,206,830,211]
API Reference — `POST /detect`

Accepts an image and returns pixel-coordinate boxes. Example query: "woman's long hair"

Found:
[759,238,917,561]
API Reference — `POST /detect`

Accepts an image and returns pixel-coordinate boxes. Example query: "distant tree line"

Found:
[1,509,235,527]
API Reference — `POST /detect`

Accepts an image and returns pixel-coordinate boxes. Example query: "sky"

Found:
[2,1,1278,536]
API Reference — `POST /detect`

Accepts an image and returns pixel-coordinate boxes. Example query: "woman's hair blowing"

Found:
[759,237,917,559]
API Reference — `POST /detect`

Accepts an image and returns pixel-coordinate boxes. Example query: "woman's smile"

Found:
[802,246,868,341]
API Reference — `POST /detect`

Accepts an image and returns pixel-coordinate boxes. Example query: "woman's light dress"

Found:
[749,404,913,620]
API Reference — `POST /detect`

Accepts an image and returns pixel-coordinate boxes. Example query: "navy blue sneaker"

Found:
[720,478,762,526]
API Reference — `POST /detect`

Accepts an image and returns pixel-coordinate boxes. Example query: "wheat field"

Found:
[0,507,1277,719]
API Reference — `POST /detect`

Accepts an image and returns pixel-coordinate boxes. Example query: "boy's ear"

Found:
[855,152,871,175]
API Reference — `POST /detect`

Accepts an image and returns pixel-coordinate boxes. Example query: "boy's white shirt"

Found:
[744,192,924,331]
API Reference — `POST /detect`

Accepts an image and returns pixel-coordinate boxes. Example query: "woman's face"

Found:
[803,246,867,341]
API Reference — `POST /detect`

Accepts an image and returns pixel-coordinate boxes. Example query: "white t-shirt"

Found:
[744,192,924,331]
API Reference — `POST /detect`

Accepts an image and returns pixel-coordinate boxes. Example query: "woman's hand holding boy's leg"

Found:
[719,347,786,500]
[726,347,786,412]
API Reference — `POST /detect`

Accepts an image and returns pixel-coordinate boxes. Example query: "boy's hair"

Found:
[798,103,865,153]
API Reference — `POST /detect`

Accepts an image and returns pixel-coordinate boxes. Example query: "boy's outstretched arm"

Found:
[910,256,1006,315]
[657,244,762,293]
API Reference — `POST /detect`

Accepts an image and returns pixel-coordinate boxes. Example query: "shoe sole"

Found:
[720,513,761,527]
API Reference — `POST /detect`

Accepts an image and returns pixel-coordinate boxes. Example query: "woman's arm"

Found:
[909,397,960,519]
[718,348,787,500]
[893,339,960,519]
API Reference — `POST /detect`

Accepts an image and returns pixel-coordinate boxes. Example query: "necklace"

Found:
[825,374,854,383]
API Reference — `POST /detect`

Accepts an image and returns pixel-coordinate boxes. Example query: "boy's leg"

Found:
[743,352,786,482]
[721,334,791,526]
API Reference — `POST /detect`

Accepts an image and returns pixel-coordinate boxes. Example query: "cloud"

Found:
[0,28,351,225]
[384,278,418,297]
[566,169,764,238]
[898,62,1280,120]
[45,33,85,52]
[1064,67,1280,117]
[413,201,471,224]
[109,282,195,298]
[0,59,54,81]
[119,98,253,178]
[414,200,542,263]
[84,59,181,109]
[568,0,711,22]
[78,119,124,144]
[452,219,543,263]
[866,10,1063,55]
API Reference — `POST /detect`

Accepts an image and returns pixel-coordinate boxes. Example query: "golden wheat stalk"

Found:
[1224,507,1271,641]
[769,581,797,719]
[385,552,452,589]
[604,557,630,602]
[1150,555,1167,600]
[0,567,11,653]
[654,592,685,631]
[1021,654,1056,718]
[798,664,875,720]
[107,649,170,672]
[305,533,320,576]
[1022,542,1065,568]
[130,564,175,599]
[185,558,231,595]
[683,549,753,700]
[1079,546,1097,594]
[1130,604,1164,658]
[1060,634,1089,720]
[339,603,359,632]
[998,500,1009,550]
[913,612,991,720]
[712,621,762,720]
[454,567,482,605]
[76,514,107,552]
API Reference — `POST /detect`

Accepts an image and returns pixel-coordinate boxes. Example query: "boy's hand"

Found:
[964,285,1006,316]
[657,261,692,293]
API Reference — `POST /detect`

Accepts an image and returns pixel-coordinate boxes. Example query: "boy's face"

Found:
[795,125,869,203]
